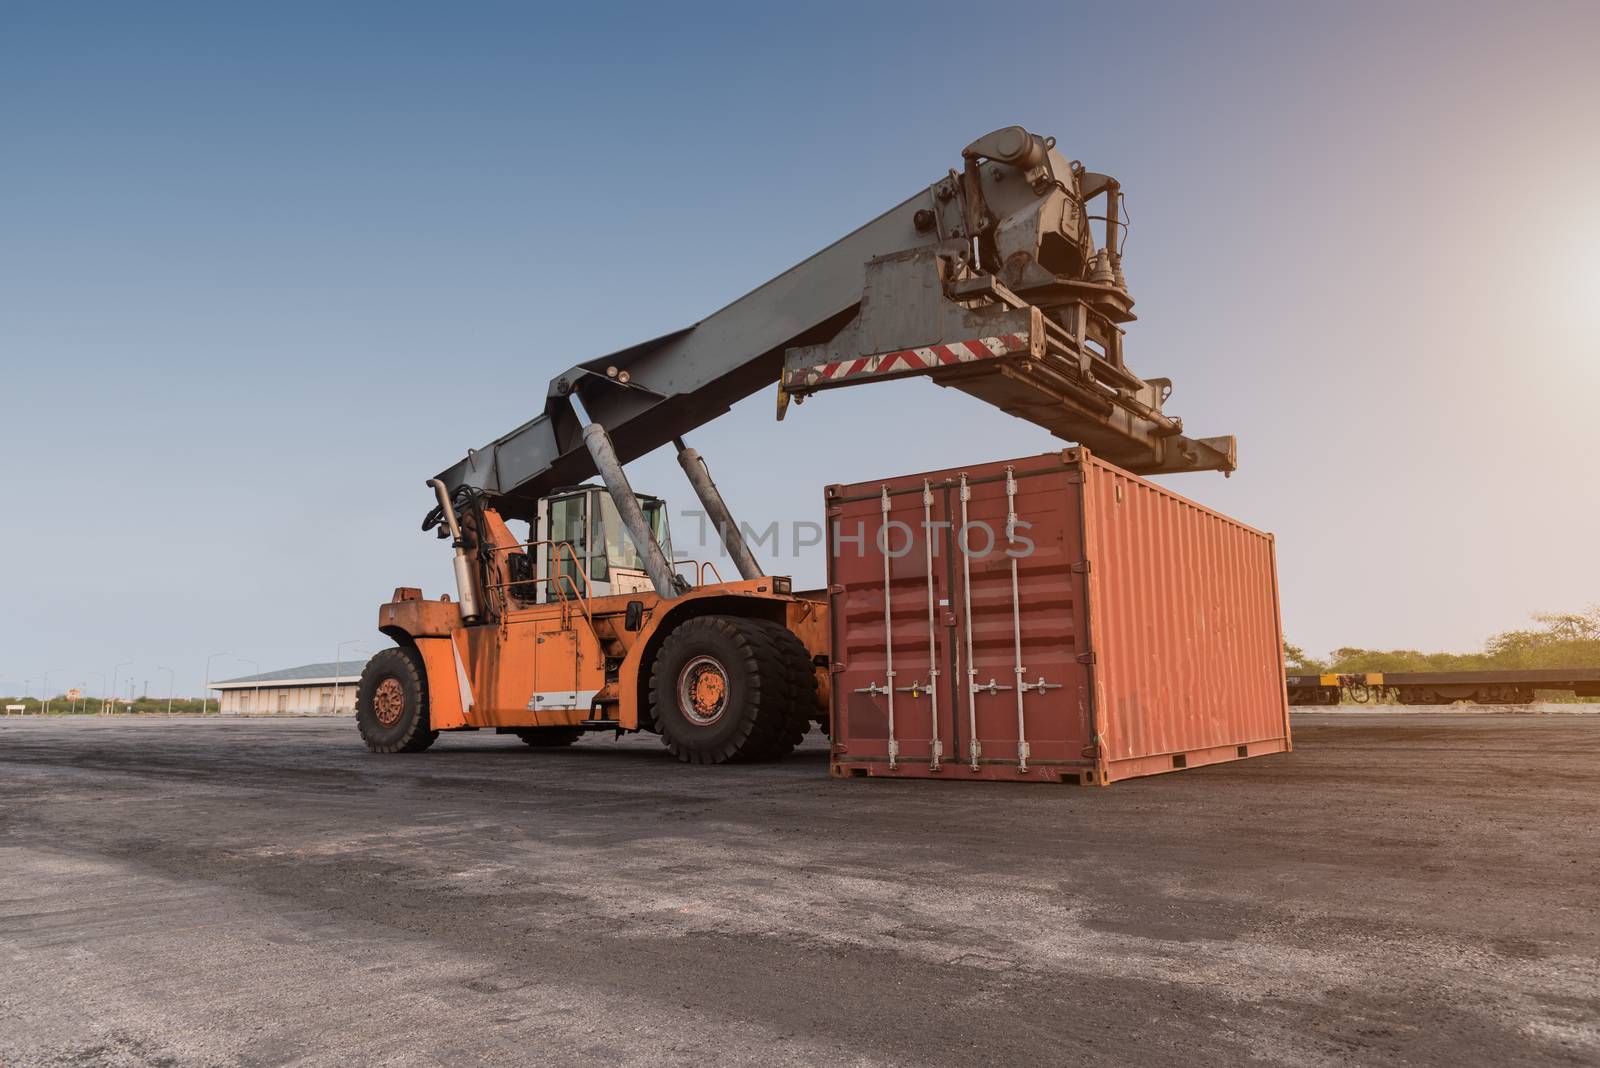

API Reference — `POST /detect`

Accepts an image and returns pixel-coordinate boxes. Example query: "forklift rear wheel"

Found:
[356,646,438,754]
[650,615,806,764]
[516,727,583,747]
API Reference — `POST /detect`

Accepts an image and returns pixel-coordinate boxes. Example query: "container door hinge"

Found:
[1071,560,1091,573]
[1076,652,1097,665]
[1065,471,1086,484]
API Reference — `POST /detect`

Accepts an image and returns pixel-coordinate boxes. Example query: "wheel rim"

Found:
[373,677,405,726]
[677,655,730,726]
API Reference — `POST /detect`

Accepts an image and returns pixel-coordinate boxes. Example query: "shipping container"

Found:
[825,448,1290,784]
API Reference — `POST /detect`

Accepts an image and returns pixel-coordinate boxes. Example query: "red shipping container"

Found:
[825,448,1290,784]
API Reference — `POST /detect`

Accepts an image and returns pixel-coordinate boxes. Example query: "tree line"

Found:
[0,696,212,715]
[1287,606,1600,675]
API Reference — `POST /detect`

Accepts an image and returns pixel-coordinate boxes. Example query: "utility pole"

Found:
[158,666,175,716]
[204,652,229,715]
[108,661,131,715]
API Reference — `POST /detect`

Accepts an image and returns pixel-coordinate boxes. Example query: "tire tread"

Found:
[649,615,807,765]
[356,646,438,754]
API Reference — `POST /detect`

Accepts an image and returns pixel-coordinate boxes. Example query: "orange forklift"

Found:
[364,458,828,762]
[356,125,1234,762]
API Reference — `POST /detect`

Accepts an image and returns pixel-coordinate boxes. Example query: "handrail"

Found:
[551,572,594,628]
[482,539,594,626]
[671,558,726,588]
[487,539,594,600]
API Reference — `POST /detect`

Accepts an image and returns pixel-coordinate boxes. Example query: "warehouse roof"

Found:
[212,660,369,689]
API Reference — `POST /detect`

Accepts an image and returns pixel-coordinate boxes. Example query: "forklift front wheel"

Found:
[356,647,438,754]
[650,615,794,764]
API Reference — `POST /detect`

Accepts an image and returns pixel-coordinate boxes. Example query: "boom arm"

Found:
[436,126,1235,522]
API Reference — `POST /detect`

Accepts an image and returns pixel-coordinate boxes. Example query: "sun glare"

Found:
[1550,216,1600,341]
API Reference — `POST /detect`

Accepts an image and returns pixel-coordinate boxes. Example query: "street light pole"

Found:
[158,666,175,716]
[41,669,64,716]
[203,652,230,715]
[333,640,367,714]
[108,661,132,716]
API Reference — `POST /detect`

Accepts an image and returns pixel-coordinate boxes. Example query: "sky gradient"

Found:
[3,1,1598,699]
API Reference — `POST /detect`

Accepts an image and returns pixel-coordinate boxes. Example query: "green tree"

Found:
[1300,606,1600,702]
[1283,642,1326,673]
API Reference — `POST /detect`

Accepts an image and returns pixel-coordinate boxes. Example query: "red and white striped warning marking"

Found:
[786,333,1030,391]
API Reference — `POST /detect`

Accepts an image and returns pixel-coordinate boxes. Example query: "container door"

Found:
[949,464,1091,772]
[828,456,1093,776]
[829,479,960,771]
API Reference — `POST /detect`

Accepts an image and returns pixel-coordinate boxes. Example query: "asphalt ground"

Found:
[2,713,1596,1067]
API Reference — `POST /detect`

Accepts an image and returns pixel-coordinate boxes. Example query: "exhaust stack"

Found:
[427,478,481,622]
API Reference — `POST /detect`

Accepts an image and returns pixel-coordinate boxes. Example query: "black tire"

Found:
[747,619,818,758]
[648,615,804,764]
[356,646,438,754]
[516,727,583,747]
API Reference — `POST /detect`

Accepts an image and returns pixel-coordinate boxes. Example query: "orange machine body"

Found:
[377,504,828,733]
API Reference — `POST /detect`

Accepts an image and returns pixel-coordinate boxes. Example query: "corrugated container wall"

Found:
[825,448,1290,784]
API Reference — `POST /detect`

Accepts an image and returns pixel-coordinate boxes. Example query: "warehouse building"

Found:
[211,660,368,715]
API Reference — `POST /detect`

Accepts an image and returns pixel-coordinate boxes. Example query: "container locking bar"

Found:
[959,474,981,770]
[889,481,943,770]
[879,486,899,770]
[920,481,943,770]
[1004,466,1030,772]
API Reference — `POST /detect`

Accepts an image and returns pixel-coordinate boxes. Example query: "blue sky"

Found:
[3,1,1598,698]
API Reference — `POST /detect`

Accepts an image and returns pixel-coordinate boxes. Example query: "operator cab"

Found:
[534,485,673,601]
